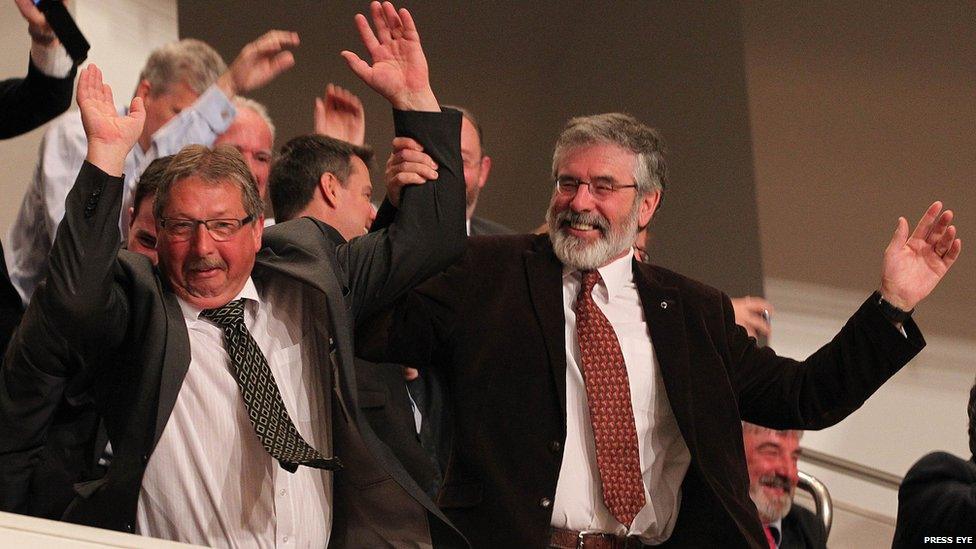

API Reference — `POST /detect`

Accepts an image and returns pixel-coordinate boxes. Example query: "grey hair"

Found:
[233,96,276,141]
[138,39,226,96]
[552,113,668,198]
[154,144,263,221]
[741,421,804,440]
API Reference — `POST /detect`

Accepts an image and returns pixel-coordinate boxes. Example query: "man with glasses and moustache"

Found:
[0,2,470,546]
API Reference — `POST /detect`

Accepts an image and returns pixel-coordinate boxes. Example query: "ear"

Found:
[477,155,492,189]
[135,79,152,101]
[127,206,136,228]
[318,172,341,208]
[637,190,662,228]
[252,215,265,252]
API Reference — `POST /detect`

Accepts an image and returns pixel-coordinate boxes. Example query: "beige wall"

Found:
[742,1,975,341]
[0,0,178,236]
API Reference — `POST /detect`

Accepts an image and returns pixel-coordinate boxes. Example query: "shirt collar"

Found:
[176,278,260,323]
[561,248,635,300]
[768,518,782,547]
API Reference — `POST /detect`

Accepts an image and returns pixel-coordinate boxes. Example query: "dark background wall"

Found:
[178,0,766,298]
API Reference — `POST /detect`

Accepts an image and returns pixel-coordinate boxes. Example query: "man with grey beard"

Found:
[388,112,960,548]
[742,422,825,548]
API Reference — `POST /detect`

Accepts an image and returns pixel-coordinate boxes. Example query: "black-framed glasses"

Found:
[554,176,638,200]
[158,215,254,242]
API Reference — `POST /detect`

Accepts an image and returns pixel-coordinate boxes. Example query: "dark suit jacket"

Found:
[390,233,924,549]
[892,451,976,548]
[779,505,826,549]
[0,56,75,140]
[468,215,513,236]
[0,242,24,359]
[0,109,470,547]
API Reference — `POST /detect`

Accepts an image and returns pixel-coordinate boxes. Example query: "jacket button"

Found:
[142,454,149,464]
[548,440,561,453]
[539,497,552,509]
[125,522,134,532]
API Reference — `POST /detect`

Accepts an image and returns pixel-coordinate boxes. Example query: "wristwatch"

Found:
[876,292,914,324]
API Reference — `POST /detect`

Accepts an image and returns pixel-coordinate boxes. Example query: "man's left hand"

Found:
[879,201,962,311]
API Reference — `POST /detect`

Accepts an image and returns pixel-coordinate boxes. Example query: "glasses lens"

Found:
[206,220,242,241]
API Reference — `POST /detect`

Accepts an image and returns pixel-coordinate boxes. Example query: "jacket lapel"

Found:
[523,236,569,421]
[633,261,697,450]
[153,289,192,446]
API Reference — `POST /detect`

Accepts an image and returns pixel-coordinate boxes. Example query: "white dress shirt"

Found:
[137,277,332,548]
[29,38,73,79]
[4,84,236,305]
[550,249,691,544]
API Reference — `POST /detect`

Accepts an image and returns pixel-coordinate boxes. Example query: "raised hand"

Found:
[218,30,299,97]
[731,296,774,339]
[341,1,438,111]
[385,136,438,207]
[314,83,366,146]
[14,0,57,45]
[79,65,145,176]
[880,201,962,311]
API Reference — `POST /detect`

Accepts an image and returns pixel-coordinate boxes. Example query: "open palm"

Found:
[341,2,436,111]
[880,202,962,310]
[77,65,144,174]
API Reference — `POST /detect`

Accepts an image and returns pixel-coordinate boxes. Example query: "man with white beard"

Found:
[387,112,960,548]
[742,422,826,548]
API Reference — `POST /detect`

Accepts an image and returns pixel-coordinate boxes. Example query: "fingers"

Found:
[391,136,424,151]
[129,95,145,118]
[352,13,380,60]
[925,208,953,248]
[248,30,300,56]
[14,0,45,26]
[908,201,943,242]
[398,7,420,40]
[402,367,419,381]
[372,1,394,44]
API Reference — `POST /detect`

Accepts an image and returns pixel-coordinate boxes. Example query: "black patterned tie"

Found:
[200,299,342,473]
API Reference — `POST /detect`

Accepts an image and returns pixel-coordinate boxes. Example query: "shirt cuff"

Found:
[196,84,237,133]
[30,40,73,78]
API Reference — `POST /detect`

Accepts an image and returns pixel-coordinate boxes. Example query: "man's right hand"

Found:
[385,137,438,207]
[14,0,58,46]
[79,65,145,177]
[315,83,366,146]
[341,1,438,112]
[217,30,300,98]
[731,296,774,339]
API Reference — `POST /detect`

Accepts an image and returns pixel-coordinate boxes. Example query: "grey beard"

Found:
[749,481,794,524]
[546,201,639,271]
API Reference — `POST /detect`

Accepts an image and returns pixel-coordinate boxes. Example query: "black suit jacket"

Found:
[0,56,75,139]
[779,505,826,549]
[390,233,924,548]
[892,451,976,548]
[0,109,470,547]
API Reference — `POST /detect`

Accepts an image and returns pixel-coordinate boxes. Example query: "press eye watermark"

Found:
[923,537,975,545]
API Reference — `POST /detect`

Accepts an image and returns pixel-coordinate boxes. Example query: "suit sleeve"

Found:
[335,108,467,324]
[0,162,130,511]
[0,57,75,140]
[728,292,925,430]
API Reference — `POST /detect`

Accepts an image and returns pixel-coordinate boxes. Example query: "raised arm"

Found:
[333,1,464,322]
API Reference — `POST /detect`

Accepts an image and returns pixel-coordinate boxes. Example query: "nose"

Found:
[568,182,597,212]
[190,222,217,255]
[367,206,377,229]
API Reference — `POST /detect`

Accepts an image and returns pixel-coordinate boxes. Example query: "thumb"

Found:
[129,95,145,118]
[340,51,371,83]
[885,216,909,254]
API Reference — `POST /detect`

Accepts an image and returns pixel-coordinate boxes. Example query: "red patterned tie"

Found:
[764,524,778,548]
[575,270,646,526]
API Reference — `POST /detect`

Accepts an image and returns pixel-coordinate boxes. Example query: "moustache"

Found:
[186,256,227,272]
[555,210,610,234]
[758,474,793,492]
